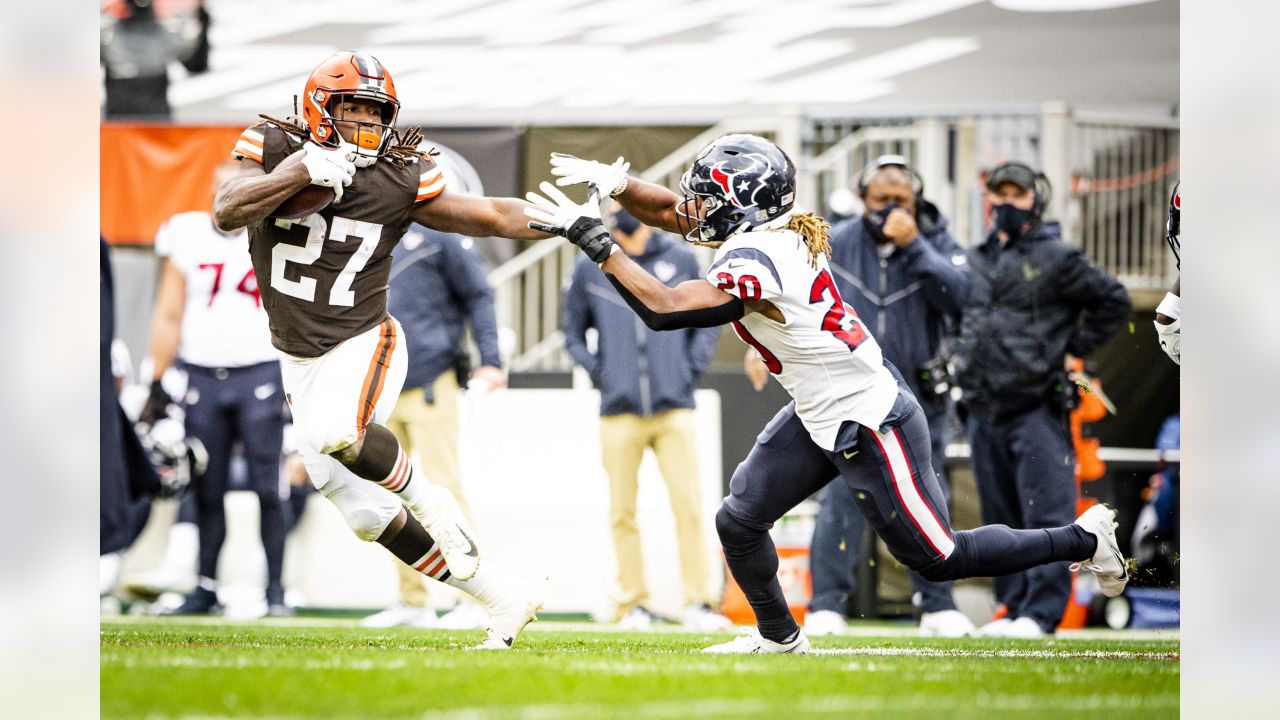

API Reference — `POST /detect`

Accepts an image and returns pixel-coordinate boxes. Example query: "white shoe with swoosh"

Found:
[1073,503,1129,598]
[408,484,480,580]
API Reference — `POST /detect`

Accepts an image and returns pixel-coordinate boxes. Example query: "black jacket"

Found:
[955,221,1131,419]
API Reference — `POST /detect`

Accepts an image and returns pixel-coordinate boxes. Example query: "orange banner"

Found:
[101,123,246,245]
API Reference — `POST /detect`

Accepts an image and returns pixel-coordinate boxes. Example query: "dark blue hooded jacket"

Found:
[563,232,720,417]
[388,224,501,399]
[827,202,971,401]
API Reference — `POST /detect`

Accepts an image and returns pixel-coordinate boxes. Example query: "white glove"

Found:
[299,142,357,203]
[523,181,603,233]
[549,153,630,197]
[1154,291,1180,365]
[524,182,616,263]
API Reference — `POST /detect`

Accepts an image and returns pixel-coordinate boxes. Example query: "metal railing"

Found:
[490,105,1178,370]
[1068,112,1180,290]
[491,118,785,371]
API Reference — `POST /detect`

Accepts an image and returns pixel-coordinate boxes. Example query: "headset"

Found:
[985,160,1052,221]
[855,154,925,202]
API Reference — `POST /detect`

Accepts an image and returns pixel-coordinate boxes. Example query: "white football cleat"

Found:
[702,628,810,654]
[407,484,480,581]
[1002,616,1049,639]
[360,603,438,629]
[1073,503,1129,598]
[977,617,1013,637]
[918,609,976,637]
[803,610,847,637]
[683,603,735,633]
[617,606,654,631]
[437,602,489,630]
[473,596,541,650]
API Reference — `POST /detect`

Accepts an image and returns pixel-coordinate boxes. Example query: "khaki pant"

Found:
[384,372,471,607]
[600,409,712,617]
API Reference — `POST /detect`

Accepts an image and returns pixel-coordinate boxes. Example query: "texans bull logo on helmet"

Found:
[708,154,776,209]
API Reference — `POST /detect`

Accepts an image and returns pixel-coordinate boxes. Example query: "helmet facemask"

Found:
[676,135,796,246]
[302,52,402,167]
[675,171,752,246]
[311,91,400,167]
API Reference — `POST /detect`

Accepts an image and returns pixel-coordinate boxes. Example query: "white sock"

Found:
[161,521,199,571]
[444,563,520,613]
[100,552,122,596]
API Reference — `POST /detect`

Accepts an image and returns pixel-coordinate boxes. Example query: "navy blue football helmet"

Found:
[1166,181,1180,268]
[675,134,796,244]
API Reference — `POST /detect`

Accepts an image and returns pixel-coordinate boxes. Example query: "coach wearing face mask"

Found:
[954,161,1130,639]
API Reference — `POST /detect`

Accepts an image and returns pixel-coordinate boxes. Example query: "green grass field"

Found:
[101,618,1178,719]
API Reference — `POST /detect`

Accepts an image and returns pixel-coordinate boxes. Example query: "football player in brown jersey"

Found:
[213,51,546,648]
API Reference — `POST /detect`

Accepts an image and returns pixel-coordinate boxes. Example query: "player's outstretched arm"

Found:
[548,153,682,234]
[525,181,742,330]
[601,252,745,330]
[613,176,684,235]
[410,191,553,241]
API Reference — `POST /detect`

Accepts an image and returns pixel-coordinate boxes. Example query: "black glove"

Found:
[564,216,616,263]
[139,379,173,424]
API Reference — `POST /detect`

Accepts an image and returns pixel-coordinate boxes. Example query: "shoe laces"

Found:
[433,523,468,554]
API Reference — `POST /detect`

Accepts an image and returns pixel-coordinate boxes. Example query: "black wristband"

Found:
[565,217,615,264]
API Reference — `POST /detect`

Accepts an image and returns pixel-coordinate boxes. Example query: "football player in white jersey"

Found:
[530,134,1130,654]
[142,159,292,616]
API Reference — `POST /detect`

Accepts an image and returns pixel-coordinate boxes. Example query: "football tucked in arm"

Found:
[269,151,335,219]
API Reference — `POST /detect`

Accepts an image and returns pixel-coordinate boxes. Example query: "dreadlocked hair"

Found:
[788,211,832,269]
[256,114,433,169]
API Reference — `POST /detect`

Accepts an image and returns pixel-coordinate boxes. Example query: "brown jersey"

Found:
[230,123,446,357]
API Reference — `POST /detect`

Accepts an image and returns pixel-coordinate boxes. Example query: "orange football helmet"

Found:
[301,51,400,157]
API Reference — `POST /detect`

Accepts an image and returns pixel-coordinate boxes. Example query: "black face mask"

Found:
[994,203,1036,239]
[862,202,900,242]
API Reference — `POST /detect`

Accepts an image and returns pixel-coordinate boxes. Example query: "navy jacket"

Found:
[827,203,971,399]
[955,221,1131,419]
[388,224,500,397]
[563,232,721,417]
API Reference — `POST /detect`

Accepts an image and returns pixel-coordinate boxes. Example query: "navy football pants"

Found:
[184,361,287,594]
[718,389,1094,641]
[808,398,956,615]
[967,402,1078,632]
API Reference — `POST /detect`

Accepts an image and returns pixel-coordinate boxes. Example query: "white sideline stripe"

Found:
[876,427,955,558]
[419,694,1177,720]
[100,645,1177,672]
[811,647,1179,660]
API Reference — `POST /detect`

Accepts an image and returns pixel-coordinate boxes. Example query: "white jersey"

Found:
[707,226,898,450]
[155,212,277,368]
